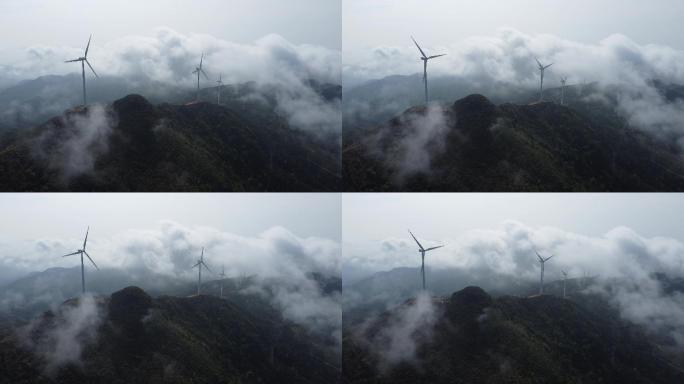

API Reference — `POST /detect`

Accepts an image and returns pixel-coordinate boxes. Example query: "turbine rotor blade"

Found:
[427,54,446,59]
[535,250,544,262]
[65,58,82,63]
[545,63,554,69]
[408,230,425,251]
[201,69,209,80]
[199,53,204,69]
[544,255,554,262]
[61,251,81,258]
[85,34,92,57]
[535,57,542,67]
[202,261,212,274]
[425,245,444,252]
[85,59,99,78]
[83,226,89,251]
[411,36,427,58]
[84,251,99,270]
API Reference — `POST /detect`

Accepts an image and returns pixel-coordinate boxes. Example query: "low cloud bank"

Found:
[0,222,341,341]
[0,28,341,135]
[345,29,684,146]
[345,221,684,348]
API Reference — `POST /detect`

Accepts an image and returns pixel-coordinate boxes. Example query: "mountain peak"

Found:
[113,93,155,115]
[109,286,152,326]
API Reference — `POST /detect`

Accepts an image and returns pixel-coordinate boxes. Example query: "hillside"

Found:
[0,94,340,191]
[0,286,340,383]
[343,94,684,191]
[343,286,684,383]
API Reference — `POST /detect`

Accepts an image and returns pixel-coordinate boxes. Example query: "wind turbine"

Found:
[409,230,444,291]
[216,74,224,104]
[535,58,553,102]
[560,76,568,105]
[561,270,568,299]
[61,227,99,294]
[218,265,226,298]
[64,35,99,106]
[411,36,446,104]
[535,250,554,295]
[192,53,209,101]
[192,247,212,295]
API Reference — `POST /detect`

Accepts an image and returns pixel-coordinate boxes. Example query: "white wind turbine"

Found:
[192,247,212,295]
[535,250,554,295]
[560,76,568,105]
[192,53,209,101]
[409,230,444,291]
[535,58,553,102]
[216,74,224,104]
[411,36,446,104]
[218,265,226,298]
[61,226,99,294]
[64,35,99,106]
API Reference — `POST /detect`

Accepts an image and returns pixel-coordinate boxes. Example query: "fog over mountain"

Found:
[0,27,341,136]
[344,28,684,146]
[343,194,684,353]
[0,194,341,341]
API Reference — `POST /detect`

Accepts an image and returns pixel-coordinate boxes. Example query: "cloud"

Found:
[0,222,341,339]
[344,29,684,145]
[352,292,437,371]
[344,221,684,348]
[30,104,116,181]
[17,294,103,374]
[0,28,341,135]
[364,104,451,184]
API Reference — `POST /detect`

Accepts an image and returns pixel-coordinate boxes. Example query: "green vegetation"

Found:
[0,286,340,384]
[343,286,684,383]
[0,94,340,192]
[344,94,684,191]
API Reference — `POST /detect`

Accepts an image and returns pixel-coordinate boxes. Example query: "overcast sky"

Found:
[0,193,341,241]
[344,0,684,53]
[0,0,341,55]
[343,193,684,243]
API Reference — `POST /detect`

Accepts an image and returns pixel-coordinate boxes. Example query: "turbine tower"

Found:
[409,230,444,291]
[192,53,209,101]
[64,35,99,106]
[61,227,99,294]
[218,265,226,298]
[560,76,569,105]
[216,74,224,104]
[535,250,554,295]
[561,270,568,298]
[535,58,553,102]
[411,36,446,104]
[192,247,212,295]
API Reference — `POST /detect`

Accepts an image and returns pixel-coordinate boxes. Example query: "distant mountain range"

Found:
[0,286,340,383]
[0,266,341,327]
[0,92,340,191]
[0,73,341,132]
[343,286,684,383]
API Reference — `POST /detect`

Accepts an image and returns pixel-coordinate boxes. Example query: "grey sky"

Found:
[343,193,684,242]
[0,193,341,241]
[343,0,684,53]
[0,0,341,56]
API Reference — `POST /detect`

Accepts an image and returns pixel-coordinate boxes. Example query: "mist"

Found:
[344,29,684,146]
[17,294,103,374]
[0,27,341,135]
[344,220,684,348]
[0,221,341,339]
